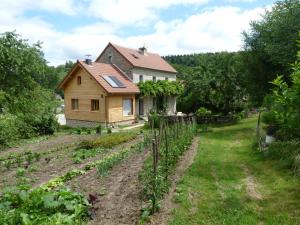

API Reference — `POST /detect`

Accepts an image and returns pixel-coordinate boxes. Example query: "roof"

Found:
[97,43,177,74]
[59,61,140,94]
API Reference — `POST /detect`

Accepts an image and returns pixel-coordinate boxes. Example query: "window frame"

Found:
[71,99,79,110]
[122,98,133,116]
[139,75,143,82]
[91,99,100,111]
[77,76,81,85]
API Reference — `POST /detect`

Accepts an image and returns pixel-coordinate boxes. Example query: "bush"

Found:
[195,107,212,117]
[96,125,102,134]
[0,114,19,147]
[267,140,300,176]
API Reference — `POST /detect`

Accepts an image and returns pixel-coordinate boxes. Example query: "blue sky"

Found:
[0,0,276,65]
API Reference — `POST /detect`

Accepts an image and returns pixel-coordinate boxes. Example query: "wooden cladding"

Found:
[91,99,100,111]
[71,99,79,110]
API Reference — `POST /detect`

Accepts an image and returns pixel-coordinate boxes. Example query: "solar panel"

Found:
[103,75,126,88]
[109,76,125,88]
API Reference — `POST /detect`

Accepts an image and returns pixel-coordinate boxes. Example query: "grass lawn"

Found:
[169,116,300,225]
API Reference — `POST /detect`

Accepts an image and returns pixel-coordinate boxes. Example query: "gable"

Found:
[96,43,177,74]
[59,61,139,94]
[63,67,106,96]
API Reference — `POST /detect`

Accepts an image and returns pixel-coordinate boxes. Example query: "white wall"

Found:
[132,68,177,116]
[132,68,176,84]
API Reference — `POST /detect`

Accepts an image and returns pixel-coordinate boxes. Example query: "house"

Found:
[59,43,177,127]
[96,43,177,117]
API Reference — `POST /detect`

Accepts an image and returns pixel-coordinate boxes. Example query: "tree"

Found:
[242,0,300,105]
[0,32,59,145]
[167,52,246,114]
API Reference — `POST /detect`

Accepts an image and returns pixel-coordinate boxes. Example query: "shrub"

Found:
[195,107,212,117]
[0,114,19,147]
[267,140,300,176]
[96,125,102,134]
[107,127,112,134]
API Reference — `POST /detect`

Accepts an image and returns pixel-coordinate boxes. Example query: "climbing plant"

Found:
[138,80,183,97]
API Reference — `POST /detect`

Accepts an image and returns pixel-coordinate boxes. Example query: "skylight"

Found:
[103,75,125,88]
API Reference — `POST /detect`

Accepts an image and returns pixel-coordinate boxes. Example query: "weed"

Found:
[16,168,26,177]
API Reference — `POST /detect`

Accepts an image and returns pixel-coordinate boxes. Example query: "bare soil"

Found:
[67,147,150,225]
[149,136,200,225]
[0,134,97,159]
[242,165,262,200]
[0,135,142,191]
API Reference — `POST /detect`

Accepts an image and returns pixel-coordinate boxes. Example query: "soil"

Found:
[242,165,262,200]
[67,147,150,225]
[0,135,143,191]
[149,136,200,225]
[0,134,97,159]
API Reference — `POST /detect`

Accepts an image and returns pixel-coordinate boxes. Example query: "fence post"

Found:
[152,138,157,214]
[164,127,169,181]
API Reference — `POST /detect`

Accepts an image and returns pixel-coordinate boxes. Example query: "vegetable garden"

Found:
[0,117,197,224]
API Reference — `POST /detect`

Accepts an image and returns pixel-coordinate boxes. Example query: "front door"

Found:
[139,98,144,115]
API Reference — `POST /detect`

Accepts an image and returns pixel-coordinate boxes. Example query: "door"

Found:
[139,98,144,115]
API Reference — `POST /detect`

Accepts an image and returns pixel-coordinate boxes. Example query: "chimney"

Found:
[138,44,147,55]
[85,54,92,65]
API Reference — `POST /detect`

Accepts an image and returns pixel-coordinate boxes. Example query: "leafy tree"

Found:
[0,32,59,146]
[242,0,300,105]
[167,52,246,114]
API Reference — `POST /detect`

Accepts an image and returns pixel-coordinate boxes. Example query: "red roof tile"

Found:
[59,61,139,94]
[98,43,177,74]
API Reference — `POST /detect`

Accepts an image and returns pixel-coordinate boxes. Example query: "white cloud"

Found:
[0,0,78,16]
[121,6,265,55]
[87,0,209,26]
[0,0,267,66]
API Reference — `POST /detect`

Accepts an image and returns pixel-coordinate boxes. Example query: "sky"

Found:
[0,0,277,65]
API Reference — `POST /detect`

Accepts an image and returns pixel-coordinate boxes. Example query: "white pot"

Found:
[266,135,275,144]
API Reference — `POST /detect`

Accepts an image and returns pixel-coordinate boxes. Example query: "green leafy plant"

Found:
[3,159,13,170]
[81,132,137,149]
[0,186,90,225]
[33,152,41,161]
[96,125,102,134]
[16,168,26,177]
[107,127,112,134]
[72,147,108,163]
[196,107,212,117]
[139,117,196,216]
[138,80,183,97]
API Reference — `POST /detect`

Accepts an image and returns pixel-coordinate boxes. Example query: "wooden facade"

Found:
[62,67,135,124]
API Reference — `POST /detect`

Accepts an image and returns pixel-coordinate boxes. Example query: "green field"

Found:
[169,117,300,225]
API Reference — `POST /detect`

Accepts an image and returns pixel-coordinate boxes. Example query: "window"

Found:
[91,99,99,111]
[165,77,169,81]
[108,55,113,63]
[71,99,79,110]
[153,76,156,82]
[77,76,81,85]
[139,75,143,82]
[123,98,133,116]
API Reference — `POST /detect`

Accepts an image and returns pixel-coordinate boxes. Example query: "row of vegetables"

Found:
[0,130,151,225]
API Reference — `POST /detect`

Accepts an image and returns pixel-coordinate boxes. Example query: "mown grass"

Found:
[168,116,300,225]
